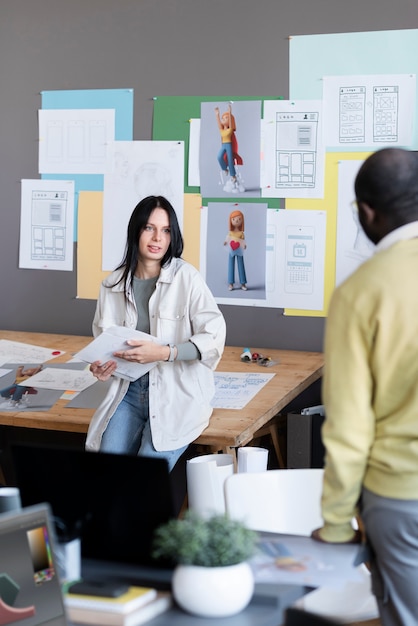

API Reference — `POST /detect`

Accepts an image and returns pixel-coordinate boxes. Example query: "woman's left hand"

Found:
[311,528,362,544]
[113,340,168,364]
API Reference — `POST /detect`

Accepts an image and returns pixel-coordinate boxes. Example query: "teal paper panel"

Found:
[289,28,418,148]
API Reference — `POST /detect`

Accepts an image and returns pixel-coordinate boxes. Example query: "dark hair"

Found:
[111,196,183,296]
[354,148,418,227]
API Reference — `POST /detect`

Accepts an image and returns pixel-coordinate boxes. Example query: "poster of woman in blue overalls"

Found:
[224,209,248,291]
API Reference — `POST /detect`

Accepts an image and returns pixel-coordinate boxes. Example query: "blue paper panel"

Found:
[289,28,418,148]
[40,88,134,239]
[41,88,134,140]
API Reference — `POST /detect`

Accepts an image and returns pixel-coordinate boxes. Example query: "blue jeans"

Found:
[100,374,187,472]
[217,143,236,178]
[228,250,247,285]
[0,384,26,402]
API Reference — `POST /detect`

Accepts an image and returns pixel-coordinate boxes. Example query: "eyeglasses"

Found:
[350,199,360,214]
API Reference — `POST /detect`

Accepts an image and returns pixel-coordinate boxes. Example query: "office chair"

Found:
[224,469,378,623]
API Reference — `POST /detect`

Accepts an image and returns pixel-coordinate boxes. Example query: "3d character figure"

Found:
[0,365,42,406]
[224,209,247,291]
[215,104,244,193]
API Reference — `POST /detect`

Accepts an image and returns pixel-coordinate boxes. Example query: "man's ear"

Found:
[358,201,386,244]
[357,201,376,227]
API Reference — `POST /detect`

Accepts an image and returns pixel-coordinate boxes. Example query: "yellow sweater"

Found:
[320,237,418,542]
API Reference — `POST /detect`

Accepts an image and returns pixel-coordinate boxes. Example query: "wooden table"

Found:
[0,330,323,456]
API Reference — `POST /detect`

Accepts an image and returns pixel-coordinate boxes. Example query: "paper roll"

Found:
[0,487,22,514]
[187,454,234,518]
[237,447,269,473]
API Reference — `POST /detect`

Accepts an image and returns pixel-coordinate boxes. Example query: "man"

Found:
[312,148,418,626]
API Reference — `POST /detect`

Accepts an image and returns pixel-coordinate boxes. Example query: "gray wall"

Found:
[0,0,416,350]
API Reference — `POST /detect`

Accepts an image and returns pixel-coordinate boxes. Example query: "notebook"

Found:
[0,503,69,626]
[10,444,177,589]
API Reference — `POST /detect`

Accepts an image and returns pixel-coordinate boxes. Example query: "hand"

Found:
[21,365,43,377]
[90,359,117,381]
[311,527,362,544]
[113,339,167,364]
[215,107,219,112]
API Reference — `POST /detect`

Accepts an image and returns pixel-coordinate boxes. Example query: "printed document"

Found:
[74,326,161,382]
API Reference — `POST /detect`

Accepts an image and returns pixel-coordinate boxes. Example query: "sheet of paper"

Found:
[323,74,416,149]
[38,108,115,174]
[276,209,327,311]
[336,159,374,286]
[0,369,12,380]
[102,140,185,271]
[212,372,275,410]
[20,367,97,392]
[73,326,161,382]
[251,533,364,589]
[188,119,201,187]
[262,100,325,199]
[19,179,75,271]
[0,340,64,365]
[65,378,112,408]
[0,387,63,412]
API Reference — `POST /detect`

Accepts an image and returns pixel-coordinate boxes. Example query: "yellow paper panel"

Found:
[182,193,202,269]
[77,192,202,300]
[284,152,371,317]
[77,191,109,300]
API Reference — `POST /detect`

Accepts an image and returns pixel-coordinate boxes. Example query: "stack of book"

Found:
[64,585,172,626]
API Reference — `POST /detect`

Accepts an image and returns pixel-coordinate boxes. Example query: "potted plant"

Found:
[152,510,258,617]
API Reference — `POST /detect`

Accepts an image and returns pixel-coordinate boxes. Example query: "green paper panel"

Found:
[152,95,281,208]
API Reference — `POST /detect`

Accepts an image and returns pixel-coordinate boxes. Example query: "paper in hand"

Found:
[74,326,160,381]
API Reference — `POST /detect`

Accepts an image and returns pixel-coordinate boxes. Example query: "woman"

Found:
[215,103,244,193]
[86,196,226,471]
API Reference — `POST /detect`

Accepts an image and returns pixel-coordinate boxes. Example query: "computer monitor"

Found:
[0,503,69,626]
[10,444,176,571]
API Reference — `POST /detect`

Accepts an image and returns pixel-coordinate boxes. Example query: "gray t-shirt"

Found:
[132,275,200,361]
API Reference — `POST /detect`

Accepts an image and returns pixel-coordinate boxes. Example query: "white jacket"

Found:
[86,258,226,451]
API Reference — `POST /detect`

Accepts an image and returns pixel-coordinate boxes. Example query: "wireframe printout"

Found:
[19,179,75,271]
[262,100,325,199]
[323,74,415,148]
[38,108,115,174]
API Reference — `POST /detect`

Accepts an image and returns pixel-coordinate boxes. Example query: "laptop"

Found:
[0,503,69,626]
[10,444,177,589]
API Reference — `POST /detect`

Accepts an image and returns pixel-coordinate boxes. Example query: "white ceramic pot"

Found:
[172,561,254,617]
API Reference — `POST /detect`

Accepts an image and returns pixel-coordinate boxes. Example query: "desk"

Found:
[81,552,306,626]
[0,330,323,456]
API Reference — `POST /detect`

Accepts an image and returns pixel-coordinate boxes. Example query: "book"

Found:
[65,592,172,626]
[64,585,157,614]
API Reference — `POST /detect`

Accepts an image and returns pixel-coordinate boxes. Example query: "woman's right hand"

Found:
[90,359,117,381]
